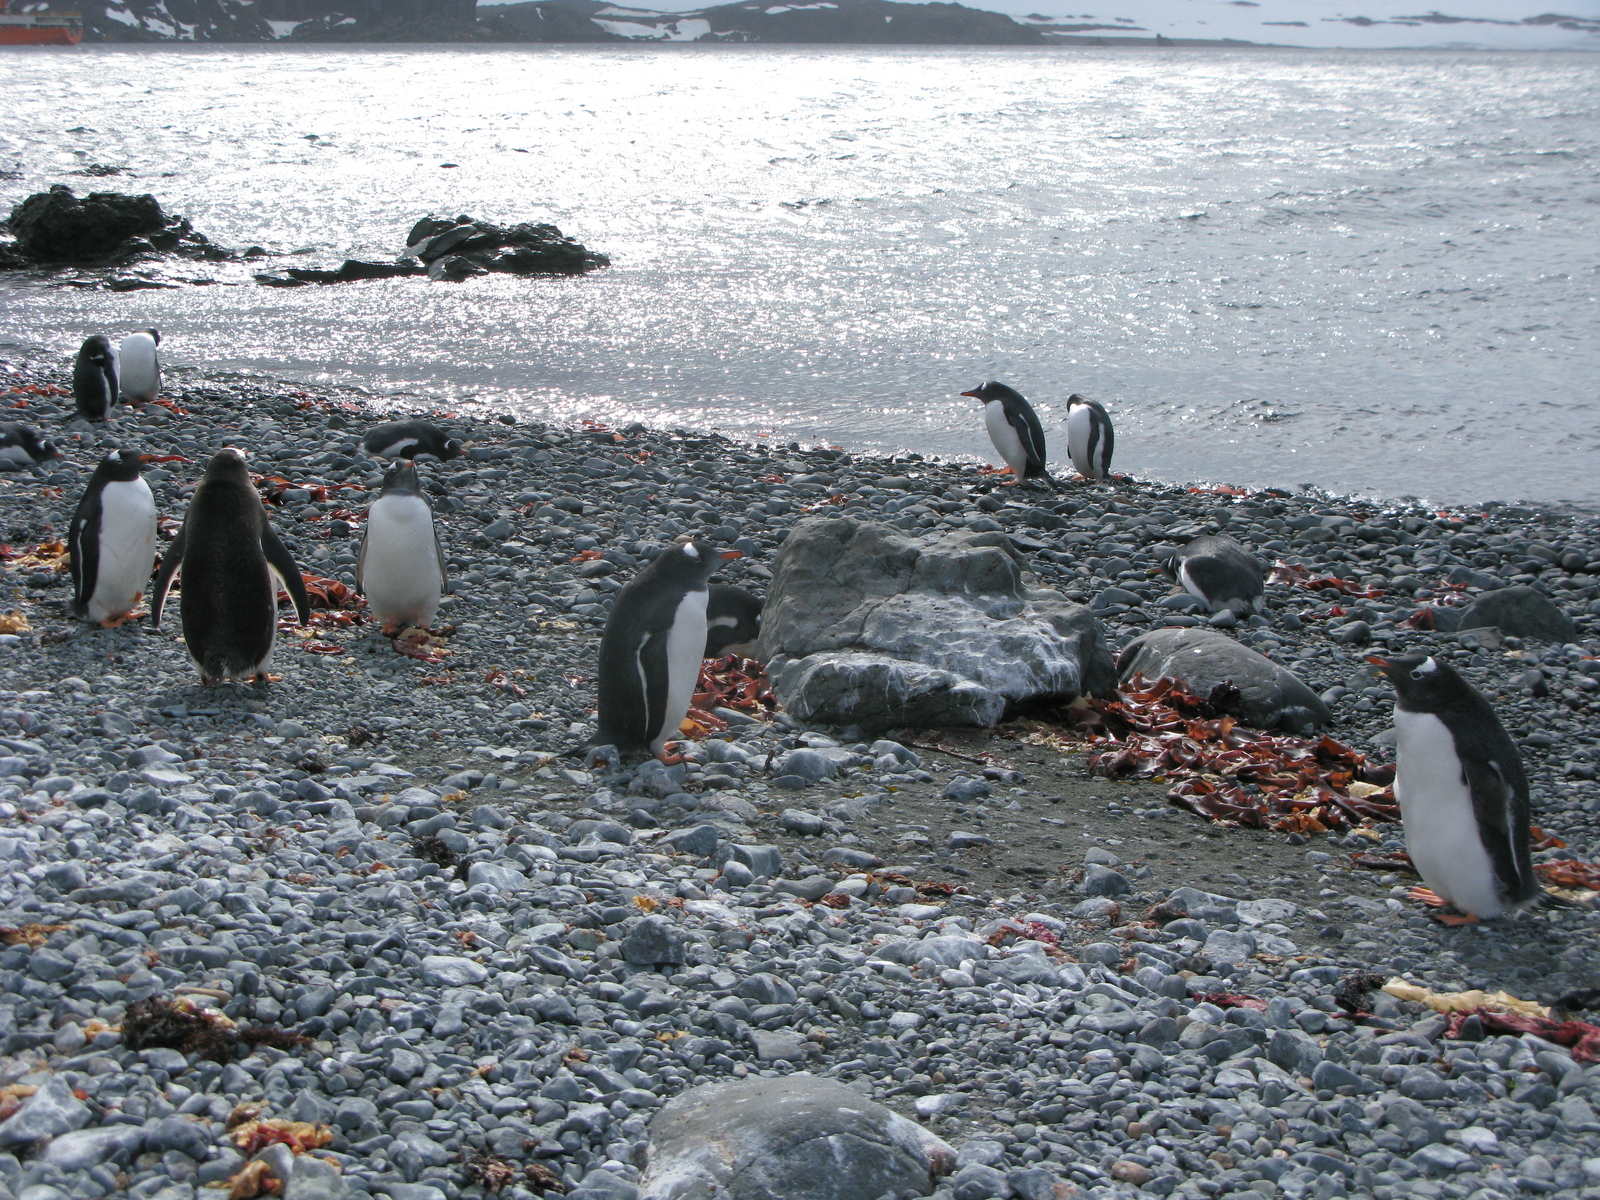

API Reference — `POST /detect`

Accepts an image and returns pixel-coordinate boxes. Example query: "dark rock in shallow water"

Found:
[638,1074,955,1200]
[1117,626,1333,733]
[760,517,1115,729]
[5,186,231,265]
[1453,585,1577,643]
[406,213,609,278]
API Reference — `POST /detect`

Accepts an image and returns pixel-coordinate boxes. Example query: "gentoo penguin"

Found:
[1162,534,1265,614]
[68,449,158,627]
[357,460,450,634]
[361,420,464,462]
[959,382,1052,486]
[705,584,762,659]
[117,329,161,403]
[595,541,739,759]
[72,335,119,422]
[0,424,62,471]
[150,448,310,685]
[1369,653,1539,923]
[1066,393,1114,481]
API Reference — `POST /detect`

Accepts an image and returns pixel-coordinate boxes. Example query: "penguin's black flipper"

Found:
[1009,407,1050,481]
[149,524,186,628]
[261,525,311,625]
[68,487,101,616]
[434,527,452,597]
[1460,752,1537,904]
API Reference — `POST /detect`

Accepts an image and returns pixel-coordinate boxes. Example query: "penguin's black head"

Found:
[440,438,464,461]
[80,335,114,365]
[1159,552,1181,581]
[98,449,149,481]
[381,460,423,495]
[960,381,1026,406]
[6,425,61,462]
[202,447,251,484]
[659,539,739,586]
[145,328,162,345]
[1368,653,1464,712]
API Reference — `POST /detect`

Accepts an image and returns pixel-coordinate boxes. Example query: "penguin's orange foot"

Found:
[99,613,131,629]
[381,622,401,637]
[1433,911,1481,926]
[656,745,686,765]
[1408,886,1449,908]
[250,672,282,684]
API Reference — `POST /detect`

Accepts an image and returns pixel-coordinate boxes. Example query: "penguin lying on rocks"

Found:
[960,381,1052,487]
[362,420,464,462]
[358,460,450,634]
[73,335,119,422]
[69,449,160,627]
[705,584,762,659]
[592,540,742,762]
[151,449,310,685]
[1162,534,1266,615]
[0,423,62,470]
[1369,652,1540,924]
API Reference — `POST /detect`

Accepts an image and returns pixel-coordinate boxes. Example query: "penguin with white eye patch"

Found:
[1369,652,1539,923]
[594,540,741,760]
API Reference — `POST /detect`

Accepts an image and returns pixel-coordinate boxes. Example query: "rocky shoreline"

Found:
[1,350,1599,1200]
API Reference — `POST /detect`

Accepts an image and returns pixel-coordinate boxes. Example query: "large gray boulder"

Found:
[1116,627,1332,733]
[637,1074,955,1200]
[760,518,1115,729]
[1453,586,1577,643]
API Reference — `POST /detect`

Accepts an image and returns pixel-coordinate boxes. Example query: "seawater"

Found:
[2,45,1597,506]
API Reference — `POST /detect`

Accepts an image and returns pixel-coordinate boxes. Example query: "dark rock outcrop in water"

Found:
[1,187,233,268]
[253,213,609,286]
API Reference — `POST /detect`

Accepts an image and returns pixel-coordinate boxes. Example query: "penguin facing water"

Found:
[358,460,450,634]
[1369,653,1539,923]
[118,329,161,403]
[595,541,740,759]
[73,335,119,422]
[960,381,1051,486]
[1162,534,1265,615]
[1066,393,1114,481]
[68,449,158,627]
[150,449,311,685]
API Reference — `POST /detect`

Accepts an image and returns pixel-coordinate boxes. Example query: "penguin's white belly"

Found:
[1394,709,1505,917]
[652,590,709,754]
[1067,405,1097,477]
[119,337,160,401]
[87,480,157,623]
[362,497,443,628]
[1176,561,1214,611]
[983,402,1028,477]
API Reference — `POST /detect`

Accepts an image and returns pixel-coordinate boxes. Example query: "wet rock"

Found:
[1454,585,1578,643]
[637,1074,955,1200]
[1116,626,1333,732]
[7,186,227,265]
[403,213,609,280]
[761,518,1114,729]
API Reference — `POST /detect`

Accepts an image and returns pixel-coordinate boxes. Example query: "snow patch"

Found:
[594,16,711,37]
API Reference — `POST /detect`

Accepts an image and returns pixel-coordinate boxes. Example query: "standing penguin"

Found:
[0,424,62,470]
[361,420,464,462]
[705,584,762,659]
[68,449,158,627]
[1066,393,1115,481]
[357,460,449,634]
[595,541,739,759]
[73,335,119,422]
[1162,534,1265,614]
[118,329,161,403]
[1368,653,1539,923]
[960,382,1052,486]
[150,448,310,685]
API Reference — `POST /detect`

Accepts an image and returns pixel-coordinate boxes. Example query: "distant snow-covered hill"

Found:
[63,0,1600,48]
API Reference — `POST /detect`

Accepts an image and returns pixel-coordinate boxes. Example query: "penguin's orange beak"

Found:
[719,550,743,560]
[959,389,981,399]
[1365,655,1391,669]
[138,454,190,464]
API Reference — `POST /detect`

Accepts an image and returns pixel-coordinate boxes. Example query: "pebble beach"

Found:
[1,349,1599,1200]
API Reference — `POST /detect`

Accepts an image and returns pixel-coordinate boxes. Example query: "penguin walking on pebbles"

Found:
[68,449,158,627]
[1162,534,1265,615]
[358,460,449,634]
[1368,652,1540,923]
[73,335,119,422]
[151,449,310,685]
[1066,393,1115,481]
[118,329,161,404]
[960,382,1052,486]
[705,584,762,659]
[0,424,62,471]
[362,420,464,462]
[595,540,740,760]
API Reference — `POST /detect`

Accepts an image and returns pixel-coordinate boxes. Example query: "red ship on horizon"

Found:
[0,3,83,44]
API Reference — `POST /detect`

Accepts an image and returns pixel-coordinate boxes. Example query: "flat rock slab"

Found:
[760,517,1114,729]
[1453,585,1577,643]
[1117,627,1332,733]
[638,1074,955,1200]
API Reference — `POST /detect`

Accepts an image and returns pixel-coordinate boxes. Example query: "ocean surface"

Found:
[2,45,1597,506]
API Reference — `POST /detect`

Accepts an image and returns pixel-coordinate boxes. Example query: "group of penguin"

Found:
[0,341,1550,928]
